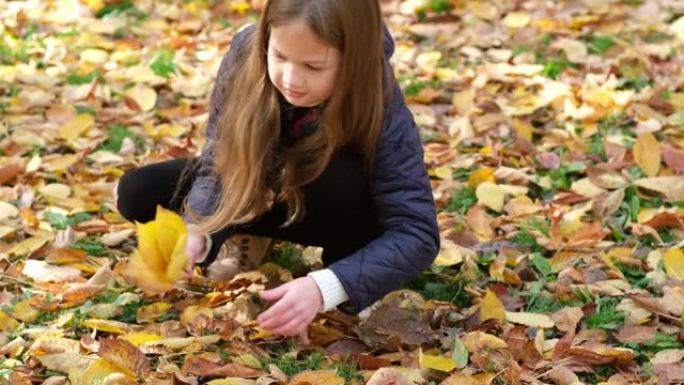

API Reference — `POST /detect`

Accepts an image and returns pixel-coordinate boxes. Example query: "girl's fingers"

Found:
[270,317,306,336]
[258,305,297,330]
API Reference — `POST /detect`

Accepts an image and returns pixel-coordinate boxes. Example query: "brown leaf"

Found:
[537,152,561,170]
[98,338,151,377]
[0,163,23,185]
[586,167,629,189]
[633,133,662,177]
[352,353,392,370]
[61,283,106,307]
[593,188,625,218]
[663,145,684,174]
[547,366,580,385]
[551,307,584,333]
[643,212,684,230]
[568,343,635,365]
[553,327,576,363]
[44,247,88,264]
[465,205,496,240]
[357,291,437,348]
[654,363,684,385]
[325,338,368,356]
[181,356,264,378]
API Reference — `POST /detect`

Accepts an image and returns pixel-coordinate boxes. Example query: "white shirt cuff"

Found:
[307,269,349,312]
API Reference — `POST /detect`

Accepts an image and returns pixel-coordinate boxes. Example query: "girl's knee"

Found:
[115,168,145,222]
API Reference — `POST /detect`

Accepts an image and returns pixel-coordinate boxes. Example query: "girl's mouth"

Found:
[283,88,305,98]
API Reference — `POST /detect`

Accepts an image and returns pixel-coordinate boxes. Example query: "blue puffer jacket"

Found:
[187,24,440,313]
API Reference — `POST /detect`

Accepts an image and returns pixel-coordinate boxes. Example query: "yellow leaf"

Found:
[505,311,555,328]
[83,0,105,12]
[418,349,456,372]
[136,302,172,323]
[634,133,661,177]
[0,201,18,220]
[462,331,508,352]
[512,119,533,142]
[289,370,345,385]
[81,319,132,334]
[124,84,157,112]
[249,327,272,341]
[12,300,39,323]
[441,372,496,385]
[39,183,72,201]
[125,206,188,295]
[480,289,505,322]
[502,12,531,28]
[416,51,443,70]
[71,358,135,385]
[231,1,251,15]
[231,353,263,369]
[180,305,213,327]
[80,48,109,64]
[434,240,475,267]
[664,248,684,280]
[0,311,18,331]
[120,332,164,347]
[59,114,94,142]
[467,167,495,189]
[433,166,452,180]
[9,230,53,257]
[476,182,506,212]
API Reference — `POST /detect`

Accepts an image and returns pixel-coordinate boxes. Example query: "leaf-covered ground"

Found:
[2,0,684,384]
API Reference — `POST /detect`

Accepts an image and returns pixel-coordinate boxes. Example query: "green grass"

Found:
[445,187,477,215]
[44,211,92,230]
[273,352,323,376]
[511,229,543,252]
[585,297,625,330]
[69,238,106,256]
[336,359,364,385]
[407,272,472,308]
[150,48,177,78]
[99,125,144,153]
[66,71,100,85]
[585,35,615,55]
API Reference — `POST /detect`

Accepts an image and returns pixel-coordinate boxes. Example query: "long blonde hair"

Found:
[185,0,391,235]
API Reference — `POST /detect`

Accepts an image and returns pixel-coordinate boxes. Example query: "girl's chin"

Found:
[284,94,319,108]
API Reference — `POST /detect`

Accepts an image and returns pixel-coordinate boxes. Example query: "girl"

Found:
[116,0,439,337]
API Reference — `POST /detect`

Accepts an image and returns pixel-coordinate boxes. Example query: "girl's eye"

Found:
[307,65,322,71]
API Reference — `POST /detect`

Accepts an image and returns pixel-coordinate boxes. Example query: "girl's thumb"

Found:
[260,284,288,301]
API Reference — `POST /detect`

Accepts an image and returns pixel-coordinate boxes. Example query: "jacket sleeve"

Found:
[184,26,255,223]
[327,85,440,313]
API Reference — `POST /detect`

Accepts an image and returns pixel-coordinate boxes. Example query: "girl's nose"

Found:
[281,63,303,89]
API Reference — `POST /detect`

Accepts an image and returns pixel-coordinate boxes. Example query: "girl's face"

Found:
[267,19,341,107]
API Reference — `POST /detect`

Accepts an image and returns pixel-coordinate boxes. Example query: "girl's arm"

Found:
[325,84,441,313]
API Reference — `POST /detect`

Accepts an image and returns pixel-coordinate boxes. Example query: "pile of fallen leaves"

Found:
[1,0,684,384]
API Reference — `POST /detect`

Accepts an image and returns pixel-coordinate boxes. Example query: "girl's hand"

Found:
[257,277,323,336]
[185,232,207,275]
